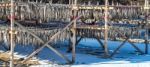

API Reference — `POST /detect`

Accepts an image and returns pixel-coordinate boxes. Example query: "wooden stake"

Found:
[72,0,77,63]
[145,26,148,54]
[104,0,109,57]
[144,0,149,54]
[10,0,15,67]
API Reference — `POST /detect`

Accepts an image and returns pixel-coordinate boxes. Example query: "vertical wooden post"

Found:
[144,0,149,54]
[104,0,109,57]
[10,0,15,67]
[145,29,148,54]
[69,0,72,5]
[49,0,52,4]
[72,0,77,63]
[20,6,24,21]
[44,5,46,22]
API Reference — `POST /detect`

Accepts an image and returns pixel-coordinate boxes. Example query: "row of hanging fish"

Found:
[109,26,150,41]
[75,24,149,41]
[0,2,149,23]
[76,28,103,38]
[0,27,71,46]
[0,2,72,22]
[76,5,149,22]
[109,7,148,20]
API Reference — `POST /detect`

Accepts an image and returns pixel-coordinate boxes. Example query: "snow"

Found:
[1,38,150,67]
[72,63,150,67]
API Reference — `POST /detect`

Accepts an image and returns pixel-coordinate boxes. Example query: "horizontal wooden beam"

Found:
[0,3,11,7]
[0,2,149,10]
[78,6,114,10]
[144,7,150,9]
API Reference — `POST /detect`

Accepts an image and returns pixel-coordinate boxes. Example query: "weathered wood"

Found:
[67,36,83,53]
[15,16,81,66]
[14,22,70,66]
[114,29,144,54]
[103,0,109,57]
[128,41,144,54]
[0,52,40,65]
[110,35,131,57]
[144,2,149,54]
[145,39,149,54]
[95,38,104,49]
[71,0,77,63]
[10,0,15,66]
[0,1,149,64]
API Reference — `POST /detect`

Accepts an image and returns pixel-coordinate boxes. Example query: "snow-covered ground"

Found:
[1,38,150,67]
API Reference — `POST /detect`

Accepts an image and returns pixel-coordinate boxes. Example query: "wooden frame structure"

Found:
[0,0,149,67]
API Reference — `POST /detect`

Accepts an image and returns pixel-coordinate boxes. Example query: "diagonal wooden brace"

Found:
[112,29,144,57]
[15,16,81,66]
[15,22,72,65]
[95,37,105,49]
[128,40,144,54]
[110,36,130,57]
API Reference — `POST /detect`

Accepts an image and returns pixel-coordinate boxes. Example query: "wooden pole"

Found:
[144,0,149,54]
[15,16,82,66]
[95,38,105,50]
[10,0,15,67]
[104,0,109,57]
[14,21,73,65]
[49,0,52,4]
[72,0,77,63]
[69,0,72,5]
